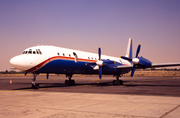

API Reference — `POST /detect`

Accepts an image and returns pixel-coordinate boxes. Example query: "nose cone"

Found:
[10,55,28,71]
[10,56,22,70]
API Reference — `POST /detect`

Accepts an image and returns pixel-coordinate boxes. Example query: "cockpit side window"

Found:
[38,49,42,54]
[36,49,39,54]
[28,49,32,54]
[36,49,42,54]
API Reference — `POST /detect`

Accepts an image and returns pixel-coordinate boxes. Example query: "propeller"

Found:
[121,44,152,77]
[130,44,141,77]
[95,47,116,79]
[121,44,141,77]
[96,47,103,79]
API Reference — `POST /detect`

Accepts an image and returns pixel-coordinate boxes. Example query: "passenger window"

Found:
[95,58,97,60]
[92,57,93,60]
[63,53,65,56]
[57,53,60,56]
[88,57,90,59]
[69,54,71,57]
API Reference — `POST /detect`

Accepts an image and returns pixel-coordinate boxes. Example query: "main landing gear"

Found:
[31,73,39,89]
[65,74,75,85]
[113,75,123,85]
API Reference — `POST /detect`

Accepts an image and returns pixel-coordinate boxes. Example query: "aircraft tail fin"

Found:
[125,38,133,59]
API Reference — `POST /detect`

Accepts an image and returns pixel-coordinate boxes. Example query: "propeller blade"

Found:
[135,44,141,58]
[98,47,101,60]
[98,47,102,79]
[120,56,132,61]
[99,66,102,79]
[131,65,136,77]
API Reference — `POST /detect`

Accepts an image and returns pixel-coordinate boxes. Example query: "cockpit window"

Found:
[29,50,32,54]
[23,49,42,55]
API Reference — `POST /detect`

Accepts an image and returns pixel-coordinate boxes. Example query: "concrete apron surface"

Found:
[0,90,180,118]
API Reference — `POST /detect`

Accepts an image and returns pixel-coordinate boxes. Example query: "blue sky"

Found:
[0,0,180,71]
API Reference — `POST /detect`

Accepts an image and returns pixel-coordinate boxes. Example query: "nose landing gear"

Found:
[31,73,39,89]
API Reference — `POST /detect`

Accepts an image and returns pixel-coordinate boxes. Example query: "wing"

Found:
[117,62,180,70]
[117,65,133,70]
[152,63,180,68]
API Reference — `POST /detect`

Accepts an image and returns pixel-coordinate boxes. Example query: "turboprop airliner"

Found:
[10,38,180,89]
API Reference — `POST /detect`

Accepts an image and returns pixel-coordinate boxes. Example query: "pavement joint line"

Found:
[159,104,180,118]
[137,77,172,82]
[123,77,173,84]
[0,89,34,93]
[52,109,155,118]
[39,109,152,118]
[38,87,180,96]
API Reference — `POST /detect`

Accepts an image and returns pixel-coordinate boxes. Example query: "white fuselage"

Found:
[10,45,131,74]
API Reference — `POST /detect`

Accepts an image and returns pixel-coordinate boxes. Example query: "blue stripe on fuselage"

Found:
[35,59,129,75]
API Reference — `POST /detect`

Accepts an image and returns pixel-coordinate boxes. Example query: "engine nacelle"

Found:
[137,57,152,67]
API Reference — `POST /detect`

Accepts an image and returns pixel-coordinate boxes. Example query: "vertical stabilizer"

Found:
[125,38,133,59]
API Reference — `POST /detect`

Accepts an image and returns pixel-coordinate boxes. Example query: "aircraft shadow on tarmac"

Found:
[12,80,180,90]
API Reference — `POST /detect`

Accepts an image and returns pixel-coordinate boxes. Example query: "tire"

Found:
[65,80,69,85]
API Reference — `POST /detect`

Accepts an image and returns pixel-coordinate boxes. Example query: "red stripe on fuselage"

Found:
[26,56,97,72]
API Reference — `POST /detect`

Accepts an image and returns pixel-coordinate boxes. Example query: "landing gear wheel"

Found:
[113,80,117,85]
[70,80,75,85]
[112,80,123,85]
[65,80,75,85]
[32,83,39,89]
[119,80,123,85]
[65,80,69,85]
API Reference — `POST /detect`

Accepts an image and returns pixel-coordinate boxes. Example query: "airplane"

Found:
[10,38,180,89]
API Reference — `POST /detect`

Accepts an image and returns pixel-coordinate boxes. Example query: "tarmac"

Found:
[0,90,180,118]
[0,76,180,118]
